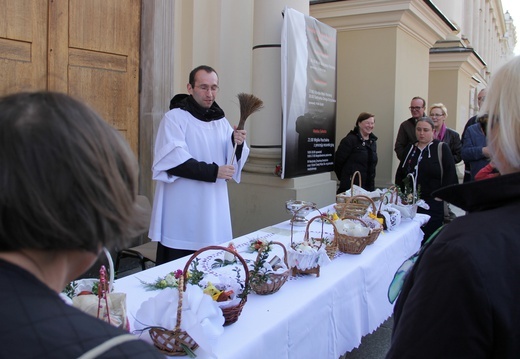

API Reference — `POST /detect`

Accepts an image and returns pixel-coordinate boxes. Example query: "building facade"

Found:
[0,0,516,237]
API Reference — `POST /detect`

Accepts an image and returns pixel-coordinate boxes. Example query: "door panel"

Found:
[0,0,141,155]
[0,0,48,93]
[68,0,140,153]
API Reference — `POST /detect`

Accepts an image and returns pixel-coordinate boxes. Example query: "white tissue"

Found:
[134,284,225,357]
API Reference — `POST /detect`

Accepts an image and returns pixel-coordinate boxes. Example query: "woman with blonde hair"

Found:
[429,103,462,164]
[387,56,520,358]
[429,103,462,222]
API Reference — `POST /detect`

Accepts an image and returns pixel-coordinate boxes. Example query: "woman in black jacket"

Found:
[429,103,462,163]
[429,103,462,222]
[395,117,458,241]
[334,112,378,194]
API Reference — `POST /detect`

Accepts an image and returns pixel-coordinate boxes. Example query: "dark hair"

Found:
[356,112,375,127]
[0,92,147,253]
[416,116,435,129]
[412,96,426,108]
[189,65,218,87]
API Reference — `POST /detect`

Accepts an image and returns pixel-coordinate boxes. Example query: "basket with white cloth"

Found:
[334,216,372,254]
[288,205,331,277]
[249,241,290,295]
[336,171,383,203]
[182,246,250,326]
[148,275,199,356]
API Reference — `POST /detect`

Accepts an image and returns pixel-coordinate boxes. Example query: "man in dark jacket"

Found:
[394,96,426,161]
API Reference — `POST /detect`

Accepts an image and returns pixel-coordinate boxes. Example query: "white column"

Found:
[246,0,309,174]
[479,0,486,54]
[464,0,473,43]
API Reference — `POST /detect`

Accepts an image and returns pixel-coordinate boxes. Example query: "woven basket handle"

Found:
[174,276,184,331]
[182,245,250,293]
[386,186,399,204]
[255,241,289,268]
[350,171,362,195]
[92,249,115,323]
[102,247,115,292]
[303,214,338,249]
[339,215,369,228]
[407,173,417,204]
[290,204,320,245]
[347,195,377,215]
[378,191,395,212]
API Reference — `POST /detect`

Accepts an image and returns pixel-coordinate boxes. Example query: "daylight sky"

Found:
[501,0,520,54]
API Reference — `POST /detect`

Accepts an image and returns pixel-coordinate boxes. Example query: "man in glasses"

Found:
[394,96,426,161]
[149,65,249,264]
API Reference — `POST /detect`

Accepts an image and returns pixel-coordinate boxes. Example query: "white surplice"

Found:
[148,108,249,250]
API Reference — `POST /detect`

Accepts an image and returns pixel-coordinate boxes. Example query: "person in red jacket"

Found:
[474,162,500,181]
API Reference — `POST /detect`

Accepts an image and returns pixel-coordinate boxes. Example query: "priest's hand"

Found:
[233,126,247,145]
[218,165,236,180]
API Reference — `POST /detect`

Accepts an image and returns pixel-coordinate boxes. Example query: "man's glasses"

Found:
[409,106,423,111]
[195,85,219,93]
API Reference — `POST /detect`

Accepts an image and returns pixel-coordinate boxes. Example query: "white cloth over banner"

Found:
[281,6,308,178]
[281,6,337,179]
[148,108,249,250]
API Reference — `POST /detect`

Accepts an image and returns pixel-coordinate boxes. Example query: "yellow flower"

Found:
[203,282,223,301]
[368,212,384,225]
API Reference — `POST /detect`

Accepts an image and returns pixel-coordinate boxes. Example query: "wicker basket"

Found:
[71,248,132,330]
[390,182,418,219]
[305,214,338,260]
[250,241,290,295]
[335,215,371,254]
[335,192,378,218]
[376,189,403,231]
[336,171,364,203]
[149,276,199,356]
[336,193,377,218]
[363,198,383,245]
[288,205,328,277]
[182,245,250,326]
[365,219,383,245]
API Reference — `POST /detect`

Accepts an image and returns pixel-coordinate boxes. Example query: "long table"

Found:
[115,206,427,358]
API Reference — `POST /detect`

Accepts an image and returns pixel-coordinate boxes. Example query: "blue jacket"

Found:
[461,123,489,180]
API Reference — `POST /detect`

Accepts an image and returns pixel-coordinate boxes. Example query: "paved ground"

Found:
[340,316,393,359]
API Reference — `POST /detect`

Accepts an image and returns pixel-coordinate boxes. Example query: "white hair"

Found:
[480,55,520,174]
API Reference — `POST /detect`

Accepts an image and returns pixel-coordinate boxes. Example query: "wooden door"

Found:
[0,0,48,92]
[0,0,141,154]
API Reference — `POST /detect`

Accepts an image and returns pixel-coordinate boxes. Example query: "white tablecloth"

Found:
[115,206,427,358]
